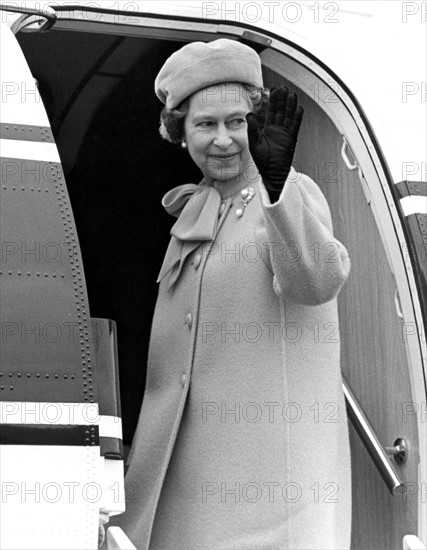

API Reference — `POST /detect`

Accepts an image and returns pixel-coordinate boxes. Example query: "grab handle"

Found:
[343,376,405,495]
[341,136,358,170]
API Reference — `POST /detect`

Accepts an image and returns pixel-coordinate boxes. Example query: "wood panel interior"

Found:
[263,65,419,549]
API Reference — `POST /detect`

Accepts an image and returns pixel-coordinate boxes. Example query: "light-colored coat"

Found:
[115,167,352,549]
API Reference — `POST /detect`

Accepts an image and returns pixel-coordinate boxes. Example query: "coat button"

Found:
[181,373,186,387]
[185,313,192,328]
[193,255,201,270]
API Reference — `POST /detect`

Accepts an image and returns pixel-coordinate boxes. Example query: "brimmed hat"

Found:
[154,38,263,110]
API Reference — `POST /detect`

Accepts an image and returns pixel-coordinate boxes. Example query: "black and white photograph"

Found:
[0,1,426,549]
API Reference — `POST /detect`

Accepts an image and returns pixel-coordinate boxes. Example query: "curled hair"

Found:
[158,83,270,144]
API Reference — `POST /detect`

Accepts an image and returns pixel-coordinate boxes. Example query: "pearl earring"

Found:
[181,141,187,148]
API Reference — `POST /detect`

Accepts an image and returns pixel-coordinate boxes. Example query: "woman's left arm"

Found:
[258,167,351,306]
[248,85,350,305]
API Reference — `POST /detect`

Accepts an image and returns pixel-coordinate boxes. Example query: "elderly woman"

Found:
[117,39,352,549]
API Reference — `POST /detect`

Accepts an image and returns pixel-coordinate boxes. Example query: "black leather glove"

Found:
[246,85,304,203]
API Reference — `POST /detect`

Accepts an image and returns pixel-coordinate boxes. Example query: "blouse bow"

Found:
[157,182,222,291]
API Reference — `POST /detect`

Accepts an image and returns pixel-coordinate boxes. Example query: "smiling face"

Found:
[183,83,255,196]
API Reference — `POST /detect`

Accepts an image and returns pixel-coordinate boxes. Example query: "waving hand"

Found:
[246,85,304,203]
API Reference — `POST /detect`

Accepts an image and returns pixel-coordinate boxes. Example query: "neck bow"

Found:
[157,182,222,291]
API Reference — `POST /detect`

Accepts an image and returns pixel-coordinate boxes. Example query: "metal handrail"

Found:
[343,376,405,495]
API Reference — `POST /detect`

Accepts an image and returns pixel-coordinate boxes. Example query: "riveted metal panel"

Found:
[0,124,98,405]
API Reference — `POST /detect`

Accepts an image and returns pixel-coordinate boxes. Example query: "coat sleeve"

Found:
[258,166,351,306]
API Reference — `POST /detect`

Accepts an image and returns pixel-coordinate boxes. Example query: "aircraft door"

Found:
[259,47,425,550]
[0,16,124,550]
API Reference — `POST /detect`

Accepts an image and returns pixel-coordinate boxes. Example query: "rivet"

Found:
[8,373,13,377]
[17,271,21,276]
[9,386,13,390]
[54,374,58,379]
[45,374,49,379]
[0,386,4,390]
[64,375,68,379]
[36,373,40,378]
[17,373,21,377]
[26,373,31,378]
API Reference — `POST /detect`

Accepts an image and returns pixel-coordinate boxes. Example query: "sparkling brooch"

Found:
[236,187,255,218]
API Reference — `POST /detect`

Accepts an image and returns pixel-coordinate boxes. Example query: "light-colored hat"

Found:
[154,38,263,110]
